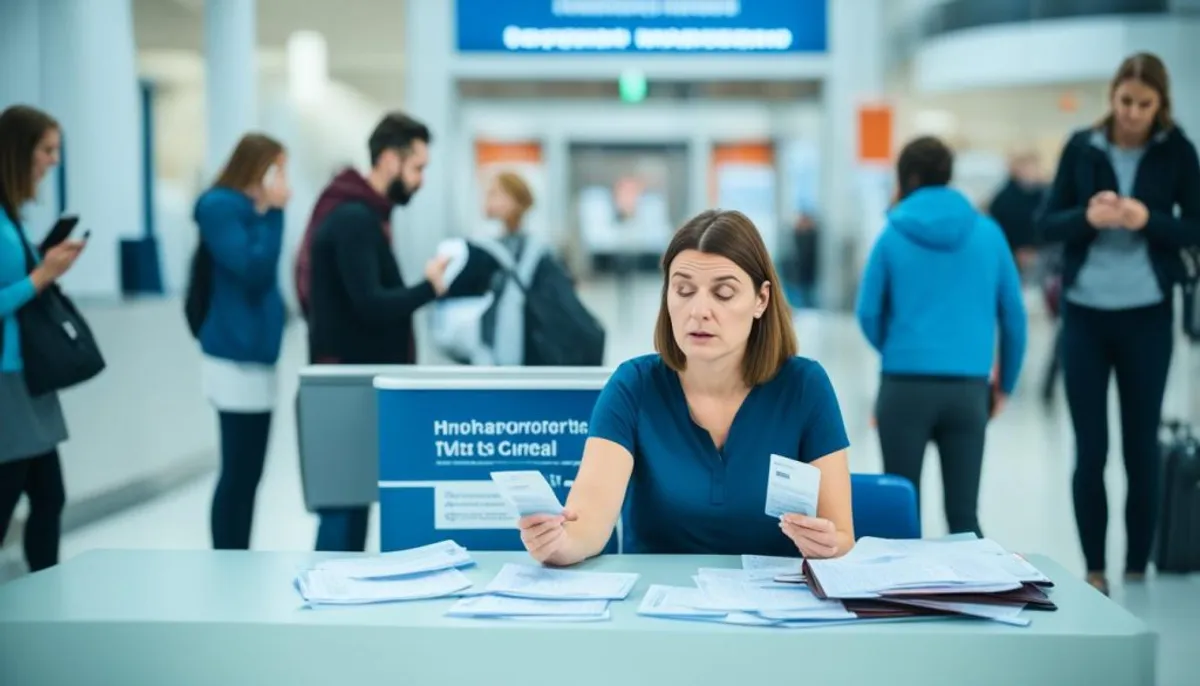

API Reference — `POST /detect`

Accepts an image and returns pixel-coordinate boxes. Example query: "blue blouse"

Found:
[0,211,38,372]
[590,354,851,556]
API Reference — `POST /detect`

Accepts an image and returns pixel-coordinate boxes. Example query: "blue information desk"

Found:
[375,375,620,554]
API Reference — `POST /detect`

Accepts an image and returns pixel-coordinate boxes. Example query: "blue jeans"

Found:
[315,506,369,552]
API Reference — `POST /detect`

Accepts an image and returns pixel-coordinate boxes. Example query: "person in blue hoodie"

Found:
[856,136,1027,537]
[194,133,290,550]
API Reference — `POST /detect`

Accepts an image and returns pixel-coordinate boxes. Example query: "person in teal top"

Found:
[0,105,86,573]
[517,209,856,564]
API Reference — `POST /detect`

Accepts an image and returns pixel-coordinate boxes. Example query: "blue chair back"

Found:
[851,473,921,539]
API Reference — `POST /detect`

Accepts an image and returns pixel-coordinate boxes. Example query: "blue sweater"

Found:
[0,211,38,372]
[855,186,1028,394]
[195,187,286,366]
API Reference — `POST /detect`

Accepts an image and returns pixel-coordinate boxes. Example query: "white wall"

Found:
[911,15,1200,136]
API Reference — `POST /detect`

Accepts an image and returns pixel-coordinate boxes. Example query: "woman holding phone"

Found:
[1038,53,1200,594]
[195,133,290,550]
[0,104,84,572]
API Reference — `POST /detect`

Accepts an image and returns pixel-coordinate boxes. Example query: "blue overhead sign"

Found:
[455,0,828,54]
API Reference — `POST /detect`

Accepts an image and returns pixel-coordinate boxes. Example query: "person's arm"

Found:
[995,223,1029,395]
[546,363,640,566]
[855,233,889,352]
[780,362,855,557]
[1037,134,1095,247]
[198,199,284,294]
[1141,139,1200,249]
[0,276,36,319]
[330,205,437,328]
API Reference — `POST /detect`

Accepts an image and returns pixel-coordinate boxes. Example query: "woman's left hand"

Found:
[1118,197,1149,231]
[780,514,841,559]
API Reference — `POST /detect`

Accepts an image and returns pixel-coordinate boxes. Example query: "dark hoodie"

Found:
[294,169,393,318]
[855,186,1027,394]
[302,169,437,364]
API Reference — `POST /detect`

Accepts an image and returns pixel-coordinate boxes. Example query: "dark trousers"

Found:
[1062,300,1172,574]
[0,450,65,572]
[875,375,990,537]
[315,507,369,552]
[210,411,272,550]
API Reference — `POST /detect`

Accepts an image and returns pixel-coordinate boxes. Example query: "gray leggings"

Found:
[875,375,990,536]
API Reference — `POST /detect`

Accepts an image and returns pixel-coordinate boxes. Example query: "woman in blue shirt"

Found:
[0,105,85,572]
[517,209,855,564]
[194,133,290,550]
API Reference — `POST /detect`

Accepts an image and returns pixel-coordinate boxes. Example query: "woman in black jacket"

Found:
[1039,52,1200,594]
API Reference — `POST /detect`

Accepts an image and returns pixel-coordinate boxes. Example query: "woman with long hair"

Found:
[1039,53,1200,594]
[0,105,83,572]
[195,132,290,550]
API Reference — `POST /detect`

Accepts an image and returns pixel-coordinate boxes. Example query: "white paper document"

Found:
[764,454,820,519]
[742,555,803,574]
[485,563,639,600]
[490,470,564,517]
[296,567,473,606]
[447,595,610,621]
[637,585,728,619]
[313,540,473,580]
[886,598,1031,627]
[693,576,853,617]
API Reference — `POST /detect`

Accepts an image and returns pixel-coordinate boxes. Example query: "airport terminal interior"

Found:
[2,0,1199,684]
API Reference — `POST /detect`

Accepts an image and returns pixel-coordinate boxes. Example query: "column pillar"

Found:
[204,0,258,179]
[37,0,143,299]
[821,0,887,310]
[0,0,42,110]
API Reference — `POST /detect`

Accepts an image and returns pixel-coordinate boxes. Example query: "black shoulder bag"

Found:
[5,215,106,396]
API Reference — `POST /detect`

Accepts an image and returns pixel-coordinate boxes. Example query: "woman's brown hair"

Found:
[213,133,285,192]
[0,105,59,222]
[1101,52,1174,134]
[493,170,534,228]
[653,209,797,387]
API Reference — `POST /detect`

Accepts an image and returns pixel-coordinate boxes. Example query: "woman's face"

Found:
[666,249,768,365]
[32,128,61,187]
[484,181,520,224]
[1111,78,1161,141]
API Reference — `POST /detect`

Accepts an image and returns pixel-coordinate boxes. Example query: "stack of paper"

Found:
[801,536,1057,626]
[445,563,639,622]
[294,540,477,607]
[638,567,857,629]
[639,536,1052,628]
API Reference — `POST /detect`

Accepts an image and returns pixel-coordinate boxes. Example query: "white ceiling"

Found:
[132,0,408,105]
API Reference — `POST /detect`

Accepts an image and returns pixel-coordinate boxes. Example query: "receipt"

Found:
[764,454,820,519]
[490,470,564,517]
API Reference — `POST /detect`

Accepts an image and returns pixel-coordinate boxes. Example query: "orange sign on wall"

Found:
[474,140,543,165]
[857,104,893,164]
[709,142,775,205]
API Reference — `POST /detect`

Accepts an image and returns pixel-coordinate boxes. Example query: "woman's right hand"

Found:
[32,239,84,289]
[1086,191,1121,228]
[518,510,578,565]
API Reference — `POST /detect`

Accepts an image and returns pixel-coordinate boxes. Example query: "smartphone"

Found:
[39,215,80,253]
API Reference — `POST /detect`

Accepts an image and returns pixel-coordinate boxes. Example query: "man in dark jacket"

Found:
[300,112,449,552]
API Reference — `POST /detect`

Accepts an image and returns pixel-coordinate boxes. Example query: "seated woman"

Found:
[518,209,854,564]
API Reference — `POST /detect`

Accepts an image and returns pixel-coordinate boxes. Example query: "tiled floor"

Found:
[4,274,1198,684]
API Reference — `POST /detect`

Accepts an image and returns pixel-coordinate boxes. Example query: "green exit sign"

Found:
[618,69,647,103]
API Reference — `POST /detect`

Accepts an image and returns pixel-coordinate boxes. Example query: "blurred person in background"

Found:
[988,151,1047,279]
[0,105,83,572]
[790,212,819,309]
[194,133,290,550]
[856,136,1027,538]
[1038,52,1200,595]
[302,112,450,552]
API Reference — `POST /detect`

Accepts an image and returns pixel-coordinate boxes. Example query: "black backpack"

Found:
[520,255,605,366]
[184,244,213,339]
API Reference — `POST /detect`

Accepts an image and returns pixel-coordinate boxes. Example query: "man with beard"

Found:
[298,112,450,552]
